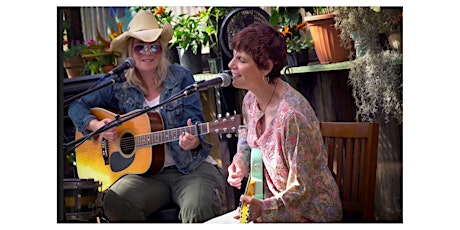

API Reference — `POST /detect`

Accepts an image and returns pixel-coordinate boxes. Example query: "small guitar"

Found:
[75,107,241,191]
[239,147,263,224]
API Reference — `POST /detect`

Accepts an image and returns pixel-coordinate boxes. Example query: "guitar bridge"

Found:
[101,138,109,165]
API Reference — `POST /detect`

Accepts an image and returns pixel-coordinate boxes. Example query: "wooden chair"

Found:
[320,122,379,222]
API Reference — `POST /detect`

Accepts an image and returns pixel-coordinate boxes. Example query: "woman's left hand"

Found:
[179,118,200,150]
[239,195,262,222]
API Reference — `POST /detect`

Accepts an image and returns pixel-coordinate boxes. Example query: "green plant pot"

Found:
[177,47,203,74]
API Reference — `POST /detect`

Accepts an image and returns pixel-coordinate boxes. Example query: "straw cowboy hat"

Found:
[109,9,173,55]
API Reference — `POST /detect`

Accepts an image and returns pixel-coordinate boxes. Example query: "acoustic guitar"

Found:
[74,107,241,191]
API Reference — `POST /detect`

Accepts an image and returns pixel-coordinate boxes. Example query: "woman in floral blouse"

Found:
[207,22,342,223]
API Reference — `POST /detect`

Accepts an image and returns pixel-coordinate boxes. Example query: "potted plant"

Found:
[63,40,88,78]
[80,28,122,75]
[269,7,313,67]
[81,43,120,75]
[333,7,403,123]
[63,25,121,77]
[333,7,403,221]
[334,7,402,57]
[303,7,354,64]
[197,7,234,73]
[170,13,208,74]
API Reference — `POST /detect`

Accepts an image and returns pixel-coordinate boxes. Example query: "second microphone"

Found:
[188,71,233,92]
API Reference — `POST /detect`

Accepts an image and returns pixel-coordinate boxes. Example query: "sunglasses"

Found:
[133,44,162,55]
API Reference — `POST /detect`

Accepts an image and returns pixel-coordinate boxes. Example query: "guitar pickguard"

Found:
[109,151,135,172]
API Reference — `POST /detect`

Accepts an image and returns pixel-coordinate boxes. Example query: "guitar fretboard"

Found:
[135,123,209,148]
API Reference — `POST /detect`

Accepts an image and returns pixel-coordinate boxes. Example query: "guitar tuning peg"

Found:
[225,112,230,117]
[217,113,222,119]
[226,133,232,138]
[233,110,237,115]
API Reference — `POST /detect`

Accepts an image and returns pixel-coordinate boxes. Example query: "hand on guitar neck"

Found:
[238,180,262,223]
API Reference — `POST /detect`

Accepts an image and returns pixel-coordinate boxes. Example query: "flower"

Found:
[154,6,164,15]
[132,6,174,28]
[78,28,122,75]
[270,7,313,53]
[280,21,313,53]
[80,35,121,75]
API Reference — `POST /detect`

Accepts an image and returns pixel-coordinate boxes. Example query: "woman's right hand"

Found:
[227,157,247,189]
[88,118,118,141]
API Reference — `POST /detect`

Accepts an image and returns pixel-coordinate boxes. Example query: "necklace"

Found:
[262,81,277,114]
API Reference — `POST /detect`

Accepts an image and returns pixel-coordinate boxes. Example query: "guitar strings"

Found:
[111,125,202,151]
[94,114,238,152]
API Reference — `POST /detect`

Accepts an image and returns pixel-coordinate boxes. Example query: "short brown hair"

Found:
[231,22,287,83]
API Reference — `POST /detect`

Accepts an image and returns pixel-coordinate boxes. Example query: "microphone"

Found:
[194,71,233,90]
[183,71,232,96]
[105,58,136,77]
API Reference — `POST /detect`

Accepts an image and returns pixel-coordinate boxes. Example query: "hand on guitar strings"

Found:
[179,118,200,150]
[227,157,248,189]
[89,118,118,141]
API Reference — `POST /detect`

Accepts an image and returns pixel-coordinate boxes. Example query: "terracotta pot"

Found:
[63,57,84,78]
[305,13,352,64]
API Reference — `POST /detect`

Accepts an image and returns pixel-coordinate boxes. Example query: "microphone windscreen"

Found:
[220,71,232,87]
[126,57,136,67]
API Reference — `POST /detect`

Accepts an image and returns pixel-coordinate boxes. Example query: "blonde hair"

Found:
[123,38,171,94]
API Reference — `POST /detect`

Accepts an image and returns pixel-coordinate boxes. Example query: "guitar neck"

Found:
[240,147,264,223]
[135,123,209,148]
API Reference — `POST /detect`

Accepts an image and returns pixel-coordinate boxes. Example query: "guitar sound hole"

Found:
[120,133,135,155]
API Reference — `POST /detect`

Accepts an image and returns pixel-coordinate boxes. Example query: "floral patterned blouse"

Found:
[234,81,342,222]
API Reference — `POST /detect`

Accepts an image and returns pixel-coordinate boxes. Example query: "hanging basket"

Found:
[63,57,84,78]
[305,13,352,64]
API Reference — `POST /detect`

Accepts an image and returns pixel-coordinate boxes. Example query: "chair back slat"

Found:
[335,138,344,187]
[320,122,379,222]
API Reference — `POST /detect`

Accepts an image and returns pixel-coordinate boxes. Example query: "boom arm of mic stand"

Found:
[63,73,127,108]
[63,84,198,151]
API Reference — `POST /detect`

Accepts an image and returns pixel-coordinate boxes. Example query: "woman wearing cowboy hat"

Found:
[68,10,225,223]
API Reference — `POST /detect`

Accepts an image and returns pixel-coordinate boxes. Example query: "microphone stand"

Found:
[63,73,126,108]
[63,81,202,152]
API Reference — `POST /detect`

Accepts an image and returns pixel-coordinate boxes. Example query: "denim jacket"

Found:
[68,63,213,174]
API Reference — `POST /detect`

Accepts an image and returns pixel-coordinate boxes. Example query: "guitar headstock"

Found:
[208,114,241,135]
